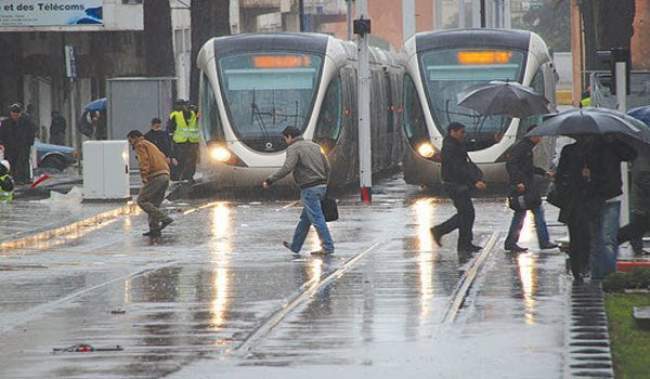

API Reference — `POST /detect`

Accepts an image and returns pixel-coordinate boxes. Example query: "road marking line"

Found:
[234,241,383,354]
[280,200,299,209]
[441,232,499,324]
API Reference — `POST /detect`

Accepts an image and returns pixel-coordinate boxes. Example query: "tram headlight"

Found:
[210,146,232,162]
[417,142,435,159]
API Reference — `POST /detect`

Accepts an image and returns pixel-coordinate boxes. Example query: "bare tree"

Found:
[144,0,175,77]
[190,0,230,104]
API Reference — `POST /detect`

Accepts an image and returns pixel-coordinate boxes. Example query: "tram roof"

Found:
[212,33,330,56]
[415,28,531,53]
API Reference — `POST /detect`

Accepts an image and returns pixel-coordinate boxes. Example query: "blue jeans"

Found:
[591,201,621,280]
[290,185,334,253]
[504,206,551,247]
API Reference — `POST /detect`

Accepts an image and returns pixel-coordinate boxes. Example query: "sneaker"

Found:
[539,242,559,250]
[143,229,161,237]
[311,249,334,256]
[159,218,174,231]
[430,227,443,247]
[505,244,527,253]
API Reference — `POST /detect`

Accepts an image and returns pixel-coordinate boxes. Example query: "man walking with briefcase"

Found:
[263,126,334,256]
[504,127,558,252]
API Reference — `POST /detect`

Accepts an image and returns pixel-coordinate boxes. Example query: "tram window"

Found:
[199,73,225,142]
[419,48,524,150]
[531,69,545,97]
[314,76,342,144]
[403,75,429,144]
[218,53,323,140]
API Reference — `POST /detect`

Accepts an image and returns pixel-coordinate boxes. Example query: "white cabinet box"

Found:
[83,141,130,201]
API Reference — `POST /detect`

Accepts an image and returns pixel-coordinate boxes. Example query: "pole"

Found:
[402,0,416,42]
[356,0,372,203]
[480,0,486,27]
[472,0,481,27]
[299,0,305,32]
[616,61,630,226]
[347,0,353,40]
[458,0,465,28]
[434,0,443,30]
[503,0,511,28]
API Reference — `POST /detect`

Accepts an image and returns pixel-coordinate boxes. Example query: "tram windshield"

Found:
[218,52,323,152]
[420,48,526,151]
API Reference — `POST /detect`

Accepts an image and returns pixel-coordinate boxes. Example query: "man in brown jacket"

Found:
[127,130,174,237]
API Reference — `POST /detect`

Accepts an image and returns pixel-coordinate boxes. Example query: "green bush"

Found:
[604,272,629,293]
[628,268,650,289]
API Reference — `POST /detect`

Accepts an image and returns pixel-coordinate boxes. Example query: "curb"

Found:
[0,202,138,251]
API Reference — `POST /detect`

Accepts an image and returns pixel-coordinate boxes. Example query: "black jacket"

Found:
[0,115,35,153]
[50,114,66,135]
[506,138,547,188]
[555,143,598,223]
[441,135,483,186]
[144,129,173,158]
[586,138,636,201]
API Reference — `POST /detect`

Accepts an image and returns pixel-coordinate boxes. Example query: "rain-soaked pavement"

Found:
[0,175,572,378]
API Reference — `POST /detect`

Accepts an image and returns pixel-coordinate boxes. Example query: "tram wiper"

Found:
[250,90,270,140]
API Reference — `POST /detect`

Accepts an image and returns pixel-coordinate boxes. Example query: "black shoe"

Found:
[505,244,527,253]
[143,229,161,237]
[458,244,481,253]
[539,242,559,250]
[311,249,334,256]
[430,227,443,247]
[159,218,174,231]
[282,241,298,254]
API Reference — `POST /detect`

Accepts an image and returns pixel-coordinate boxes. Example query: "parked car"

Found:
[35,141,77,171]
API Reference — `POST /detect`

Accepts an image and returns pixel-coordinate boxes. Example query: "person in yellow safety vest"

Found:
[580,88,591,108]
[167,99,200,183]
[0,160,14,203]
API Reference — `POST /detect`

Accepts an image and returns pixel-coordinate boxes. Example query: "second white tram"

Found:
[401,28,557,188]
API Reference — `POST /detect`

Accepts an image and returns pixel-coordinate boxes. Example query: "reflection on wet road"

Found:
[0,177,568,378]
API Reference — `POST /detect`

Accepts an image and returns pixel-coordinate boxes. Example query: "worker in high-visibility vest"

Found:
[580,87,591,108]
[0,160,14,203]
[167,99,199,183]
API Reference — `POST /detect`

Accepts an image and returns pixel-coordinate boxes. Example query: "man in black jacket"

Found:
[431,122,486,253]
[145,118,176,167]
[504,128,558,252]
[0,104,35,184]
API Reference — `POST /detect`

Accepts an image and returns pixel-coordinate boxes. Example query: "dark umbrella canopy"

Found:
[457,80,551,119]
[527,107,650,144]
[628,105,650,127]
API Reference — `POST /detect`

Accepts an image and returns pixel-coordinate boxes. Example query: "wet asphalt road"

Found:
[0,176,569,378]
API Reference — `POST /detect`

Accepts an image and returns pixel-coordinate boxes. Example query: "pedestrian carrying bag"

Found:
[321,197,339,222]
[507,190,541,211]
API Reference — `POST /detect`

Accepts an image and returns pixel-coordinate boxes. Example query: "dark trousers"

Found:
[7,147,31,183]
[137,174,170,229]
[618,211,650,252]
[50,132,65,146]
[435,185,475,249]
[174,143,199,182]
[568,212,591,279]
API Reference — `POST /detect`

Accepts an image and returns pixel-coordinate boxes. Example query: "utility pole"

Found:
[402,0,416,42]
[480,0,486,27]
[503,0,511,28]
[472,0,481,27]
[459,0,465,28]
[299,0,305,32]
[616,57,629,225]
[434,0,443,30]
[346,0,354,40]
[355,0,372,203]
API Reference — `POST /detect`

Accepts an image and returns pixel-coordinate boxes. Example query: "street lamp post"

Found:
[299,0,305,32]
[354,0,372,203]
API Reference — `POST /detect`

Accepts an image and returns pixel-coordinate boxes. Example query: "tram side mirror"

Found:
[354,18,371,36]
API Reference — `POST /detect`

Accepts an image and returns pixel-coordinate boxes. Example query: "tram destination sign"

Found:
[0,1,103,27]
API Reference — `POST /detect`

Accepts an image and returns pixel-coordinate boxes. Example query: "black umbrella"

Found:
[457,80,551,119]
[526,107,650,144]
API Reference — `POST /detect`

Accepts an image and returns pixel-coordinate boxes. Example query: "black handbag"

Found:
[545,183,566,209]
[508,190,541,211]
[321,197,339,222]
